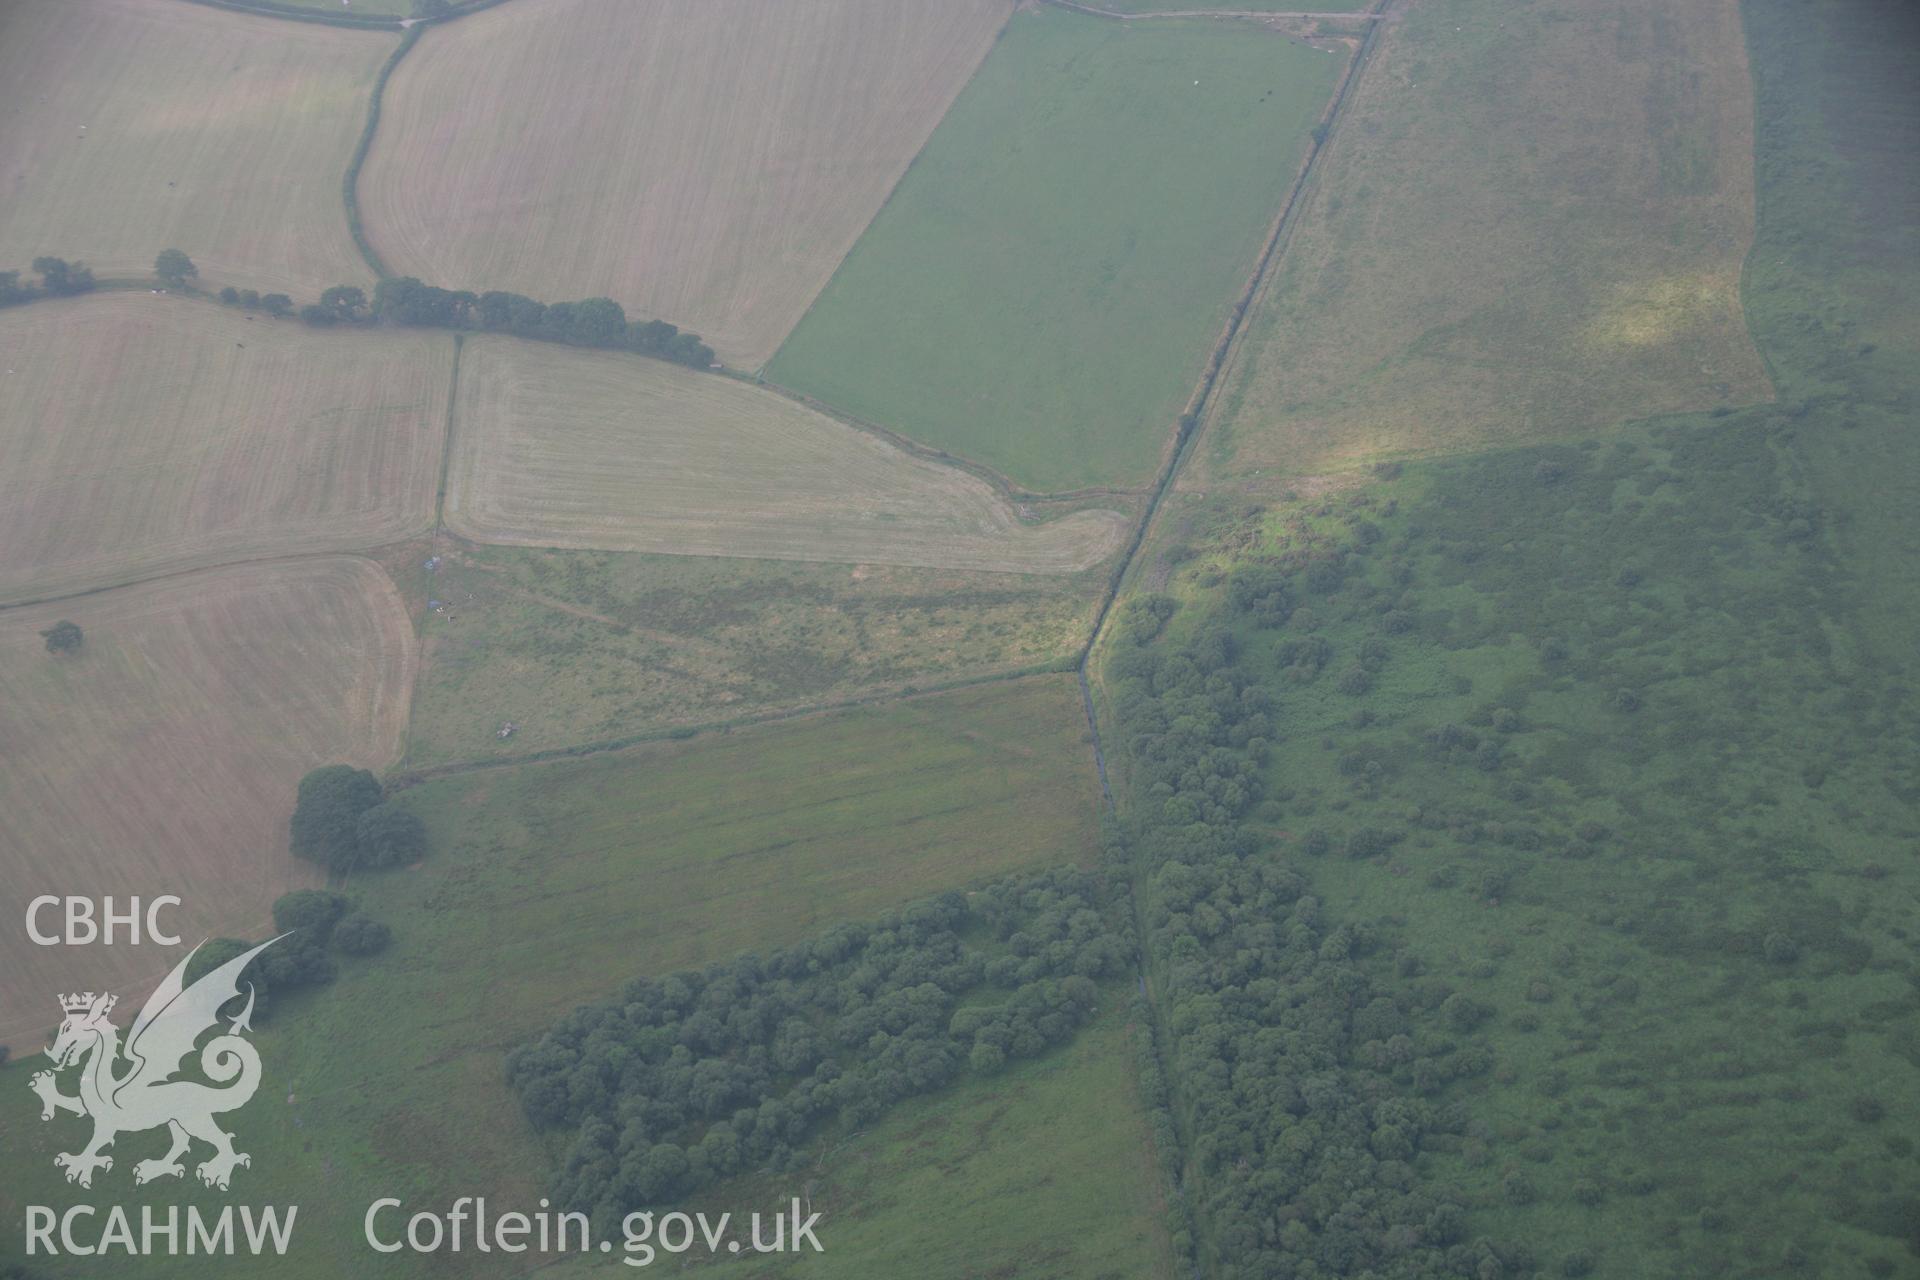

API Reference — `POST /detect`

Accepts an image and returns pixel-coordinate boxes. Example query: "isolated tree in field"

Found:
[290,765,383,871]
[154,249,197,287]
[41,620,82,655]
[354,803,427,869]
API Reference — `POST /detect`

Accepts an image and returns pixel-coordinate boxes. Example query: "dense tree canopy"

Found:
[353,803,427,869]
[31,257,94,296]
[507,868,1126,1237]
[1106,551,1521,1279]
[366,276,716,367]
[288,765,383,872]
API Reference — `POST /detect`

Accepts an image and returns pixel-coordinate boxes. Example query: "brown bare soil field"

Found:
[0,0,387,299]
[0,557,415,1042]
[0,295,452,604]
[442,337,1128,574]
[359,0,1011,367]
[1192,0,1774,485]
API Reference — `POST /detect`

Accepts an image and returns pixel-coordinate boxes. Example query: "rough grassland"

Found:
[360,0,1011,367]
[0,0,386,298]
[766,8,1343,493]
[0,295,452,603]
[1194,0,1774,485]
[0,676,1101,1275]
[398,544,1106,767]
[0,558,414,1044]
[442,336,1128,574]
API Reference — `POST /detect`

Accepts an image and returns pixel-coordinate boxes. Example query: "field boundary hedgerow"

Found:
[1076,0,1394,669]
[1040,0,1382,20]
[432,333,463,530]
[741,370,1148,507]
[342,25,424,278]
[1064,1,1392,1257]
[173,0,410,30]
[172,0,525,33]
[389,664,1080,786]
[743,4,1020,378]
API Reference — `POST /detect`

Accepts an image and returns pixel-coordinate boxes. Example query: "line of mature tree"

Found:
[1106,544,1524,1279]
[505,868,1129,1239]
[3,251,713,370]
[295,276,717,369]
[1,257,97,306]
[216,286,294,316]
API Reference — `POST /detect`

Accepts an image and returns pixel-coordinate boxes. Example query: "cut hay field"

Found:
[441,335,1128,574]
[0,0,387,299]
[0,295,452,604]
[359,0,1011,368]
[0,675,1103,1275]
[764,7,1343,493]
[1192,0,1773,485]
[398,544,1105,767]
[0,557,414,1045]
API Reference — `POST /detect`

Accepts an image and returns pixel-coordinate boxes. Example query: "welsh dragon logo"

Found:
[30,937,281,1191]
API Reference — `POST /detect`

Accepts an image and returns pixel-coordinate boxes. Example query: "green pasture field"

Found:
[766,7,1342,493]
[0,676,1104,1275]
[396,543,1108,767]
